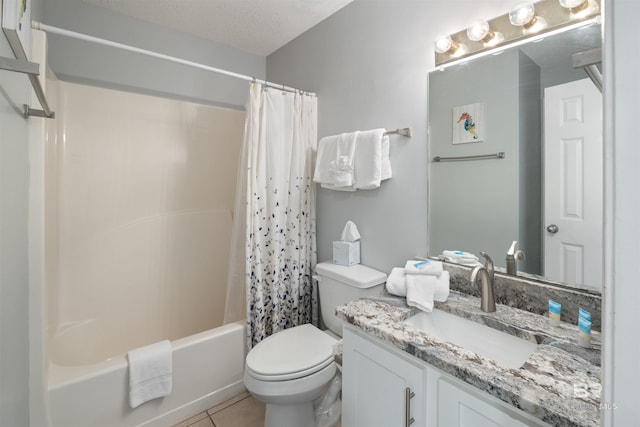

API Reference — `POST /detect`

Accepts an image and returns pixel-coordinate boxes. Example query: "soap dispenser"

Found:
[506,241,525,276]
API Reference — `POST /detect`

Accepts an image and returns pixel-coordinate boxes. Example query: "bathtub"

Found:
[47,321,246,427]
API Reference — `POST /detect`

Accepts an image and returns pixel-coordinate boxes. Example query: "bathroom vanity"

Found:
[337,292,601,427]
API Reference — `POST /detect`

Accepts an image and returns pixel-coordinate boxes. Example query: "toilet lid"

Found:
[246,324,337,381]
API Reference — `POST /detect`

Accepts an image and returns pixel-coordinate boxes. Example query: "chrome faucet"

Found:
[506,241,526,276]
[470,252,496,313]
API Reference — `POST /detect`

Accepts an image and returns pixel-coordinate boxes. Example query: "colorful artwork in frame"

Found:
[2,0,31,60]
[452,103,484,144]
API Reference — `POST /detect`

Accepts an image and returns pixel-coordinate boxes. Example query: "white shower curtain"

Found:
[224,82,318,348]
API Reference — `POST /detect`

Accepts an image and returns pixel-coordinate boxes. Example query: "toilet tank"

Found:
[315,262,387,337]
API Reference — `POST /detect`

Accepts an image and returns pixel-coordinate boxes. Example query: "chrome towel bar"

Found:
[433,152,505,162]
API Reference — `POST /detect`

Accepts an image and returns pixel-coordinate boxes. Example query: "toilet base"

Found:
[265,402,315,427]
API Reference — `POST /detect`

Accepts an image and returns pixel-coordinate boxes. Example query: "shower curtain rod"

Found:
[32,22,315,96]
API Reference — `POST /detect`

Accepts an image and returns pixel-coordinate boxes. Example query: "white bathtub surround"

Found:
[44,81,246,426]
[128,340,173,408]
[235,83,318,348]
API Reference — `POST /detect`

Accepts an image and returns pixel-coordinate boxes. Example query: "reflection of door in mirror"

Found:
[543,78,602,289]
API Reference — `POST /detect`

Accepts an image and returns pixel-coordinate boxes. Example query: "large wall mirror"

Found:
[428,21,602,292]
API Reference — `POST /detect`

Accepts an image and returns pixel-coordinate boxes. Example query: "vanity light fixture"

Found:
[434,0,601,68]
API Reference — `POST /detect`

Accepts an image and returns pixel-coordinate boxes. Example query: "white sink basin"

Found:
[404,309,538,369]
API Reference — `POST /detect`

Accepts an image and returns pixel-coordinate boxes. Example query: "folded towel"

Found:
[406,274,437,312]
[442,250,481,266]
[331,132,358,187]
[381,132,392,181]
[315,129,392,191]
[433,271,450,302]
[313,132,358,188]
[406,271,450,312]
[321,183,357,192]
[128,340,172,409]
[404,259,443,276]
[386,267,407,297]
[313,134,339,185]
[353,128,387,189]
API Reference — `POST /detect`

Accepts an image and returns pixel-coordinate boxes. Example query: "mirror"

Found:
[428,22,602,291]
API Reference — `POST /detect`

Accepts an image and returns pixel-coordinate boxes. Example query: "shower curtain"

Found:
[225,82,318,348]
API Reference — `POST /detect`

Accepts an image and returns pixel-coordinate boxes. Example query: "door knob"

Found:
[546,224,559,234]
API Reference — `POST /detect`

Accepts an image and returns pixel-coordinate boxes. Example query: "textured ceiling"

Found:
[82,0,353,56]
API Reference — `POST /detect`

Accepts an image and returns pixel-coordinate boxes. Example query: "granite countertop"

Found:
[336,291,601,427]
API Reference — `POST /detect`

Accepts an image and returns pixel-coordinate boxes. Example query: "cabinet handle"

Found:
[405,387,415,426]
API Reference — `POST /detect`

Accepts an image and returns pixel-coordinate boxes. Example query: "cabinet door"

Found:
[438,378,532,427]
[343,327,427,427]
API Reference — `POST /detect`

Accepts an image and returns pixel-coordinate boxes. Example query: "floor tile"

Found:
[209,395,265,427]
[188,417,215,427]
[208,391,252,415]
[172,411,212,427]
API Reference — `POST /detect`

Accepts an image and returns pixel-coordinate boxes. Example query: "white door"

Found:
[543,78,602,289]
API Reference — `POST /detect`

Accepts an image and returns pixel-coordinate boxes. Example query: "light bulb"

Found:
[509,2,536,27]
[467,20,491,42]
[435,35,454,54]
[559,0,587,8]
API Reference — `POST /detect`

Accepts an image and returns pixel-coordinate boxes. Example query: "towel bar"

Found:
[433,152,505,162]
[384,128,412,137]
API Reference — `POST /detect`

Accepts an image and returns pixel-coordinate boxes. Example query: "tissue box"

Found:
[333,241,360,266]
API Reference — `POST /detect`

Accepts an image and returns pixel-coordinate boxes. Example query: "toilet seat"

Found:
[246,324,337,381]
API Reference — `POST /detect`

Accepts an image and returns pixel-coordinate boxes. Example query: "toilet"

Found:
[243,262,387,427]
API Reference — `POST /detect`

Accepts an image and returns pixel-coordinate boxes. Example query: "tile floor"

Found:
[173,392,342,427]
[172,392,265,427]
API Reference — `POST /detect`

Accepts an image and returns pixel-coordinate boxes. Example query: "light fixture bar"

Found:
[435,17,600,71]
[435,0,601,67]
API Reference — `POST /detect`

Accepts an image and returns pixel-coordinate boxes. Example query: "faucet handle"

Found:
[479,251,494,280]
[480,251,493,268]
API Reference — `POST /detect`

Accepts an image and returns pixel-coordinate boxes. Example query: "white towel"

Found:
[406,271,450,312]
[442,250,480,266]
[386,267,407,297]
[406,274,437,312]
[381,132,392,181]
[353,129,387,189]
[128,340,172,409]
[313,134,339,185]
[434,271,450,302]
[331,131,358,187]
[313,132,358,188]
[315,129,392,191]
[404,259,443,276]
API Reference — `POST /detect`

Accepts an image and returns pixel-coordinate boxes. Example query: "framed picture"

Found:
[452,103,484,144]
[2,0,31,60]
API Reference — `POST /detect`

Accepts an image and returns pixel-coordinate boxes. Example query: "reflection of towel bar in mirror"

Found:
[384,128,412,137]
[432,152,505,162]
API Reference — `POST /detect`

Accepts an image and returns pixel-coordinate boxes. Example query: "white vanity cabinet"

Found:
[342,326,427,427]
[342,325,549,427]
[436,378,537,427]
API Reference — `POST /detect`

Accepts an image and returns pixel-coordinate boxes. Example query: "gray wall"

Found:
[267,0,519,273]
[0,2,43,425]
[518,52,542,274]
[43,0,266,109]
